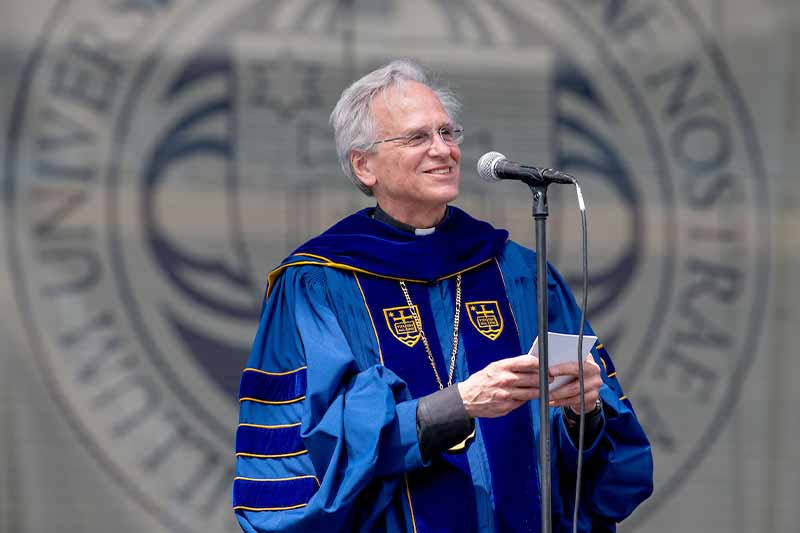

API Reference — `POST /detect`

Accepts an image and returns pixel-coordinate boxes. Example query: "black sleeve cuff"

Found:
[416,386,474,461]
[562,401,604,445]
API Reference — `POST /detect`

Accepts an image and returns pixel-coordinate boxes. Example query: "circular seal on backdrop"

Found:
[4,0,768,530]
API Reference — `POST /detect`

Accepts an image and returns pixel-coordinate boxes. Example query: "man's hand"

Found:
[547,354,603,413]
[458,354,550,418]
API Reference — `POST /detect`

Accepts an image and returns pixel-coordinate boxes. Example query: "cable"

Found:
[571,181,589,533]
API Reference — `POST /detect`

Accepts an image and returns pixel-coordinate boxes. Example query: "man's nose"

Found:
[427,130,450,155]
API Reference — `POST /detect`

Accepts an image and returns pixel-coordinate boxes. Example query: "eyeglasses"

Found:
[370,125,464,150]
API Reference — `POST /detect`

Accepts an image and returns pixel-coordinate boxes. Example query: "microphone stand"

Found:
[529,180,552,533]
[478,152,578,532]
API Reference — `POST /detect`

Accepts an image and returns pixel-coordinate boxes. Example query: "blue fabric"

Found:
[239,368,307,404]
[234,210,653,533]
[290,206,508,282]
[497,243,654,531]
[233,476,318,511]
[358,261,540,531]
[236,424,305,458]
[356,273,478,532]
[458,262,539,532]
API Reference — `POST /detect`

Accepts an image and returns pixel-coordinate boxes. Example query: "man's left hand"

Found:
[547,355,603,413]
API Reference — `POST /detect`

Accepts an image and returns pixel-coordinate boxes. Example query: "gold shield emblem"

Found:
[383,305,422,347]
[465,301,504,341]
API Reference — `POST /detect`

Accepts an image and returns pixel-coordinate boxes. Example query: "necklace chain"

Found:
[399,274,462,390]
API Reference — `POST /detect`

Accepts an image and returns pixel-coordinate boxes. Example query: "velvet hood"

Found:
[267,206,509,291]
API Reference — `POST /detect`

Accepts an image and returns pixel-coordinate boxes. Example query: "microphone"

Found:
[477,151,575,185]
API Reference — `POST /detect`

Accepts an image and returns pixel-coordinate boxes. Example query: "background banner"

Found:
[1,1,797,531]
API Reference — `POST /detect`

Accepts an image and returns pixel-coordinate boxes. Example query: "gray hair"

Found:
[329,59,461,195]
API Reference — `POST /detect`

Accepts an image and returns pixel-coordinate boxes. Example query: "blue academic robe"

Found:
[233,207,653,532]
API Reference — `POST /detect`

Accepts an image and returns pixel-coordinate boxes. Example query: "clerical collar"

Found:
[373,204,443,235]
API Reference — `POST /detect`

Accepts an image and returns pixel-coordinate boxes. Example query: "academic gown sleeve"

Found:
[499,242,653,532]
[234,266,426,533]
[546,264,654,532]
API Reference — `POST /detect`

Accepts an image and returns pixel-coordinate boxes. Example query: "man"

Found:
[233,59,653,532]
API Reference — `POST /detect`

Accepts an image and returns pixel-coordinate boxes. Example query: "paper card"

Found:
[528,332,598,391]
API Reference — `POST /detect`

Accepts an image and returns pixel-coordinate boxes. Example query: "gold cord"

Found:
[399,274,462,389]
[399,275,474,454]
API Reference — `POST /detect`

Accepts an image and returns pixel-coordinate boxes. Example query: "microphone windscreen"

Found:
[477,151,505,182]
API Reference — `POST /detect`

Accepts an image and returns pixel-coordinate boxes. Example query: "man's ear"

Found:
[351,151,377,189]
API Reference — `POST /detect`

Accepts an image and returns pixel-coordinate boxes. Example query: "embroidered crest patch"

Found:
[465,301,504,341]
[383,305,422,347]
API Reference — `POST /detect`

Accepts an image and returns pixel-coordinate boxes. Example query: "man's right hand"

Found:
[457,354,550,418]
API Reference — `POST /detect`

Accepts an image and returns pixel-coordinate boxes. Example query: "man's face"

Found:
[353,81,461,225]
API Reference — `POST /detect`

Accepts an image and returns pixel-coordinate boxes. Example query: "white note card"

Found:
[528,332,598,391]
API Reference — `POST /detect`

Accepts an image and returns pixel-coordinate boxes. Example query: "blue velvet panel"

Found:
[358,261,541,532]
[236,424,305,457]
[239,368,307,404]
[357,273,479,533]
[232,476,318,511]
[460,262,539,532]
[289,206,508,283]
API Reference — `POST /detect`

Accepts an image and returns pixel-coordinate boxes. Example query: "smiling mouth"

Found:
[425,167,453,175]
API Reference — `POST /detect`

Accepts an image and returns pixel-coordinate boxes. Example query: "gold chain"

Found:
[399,274,462,390]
